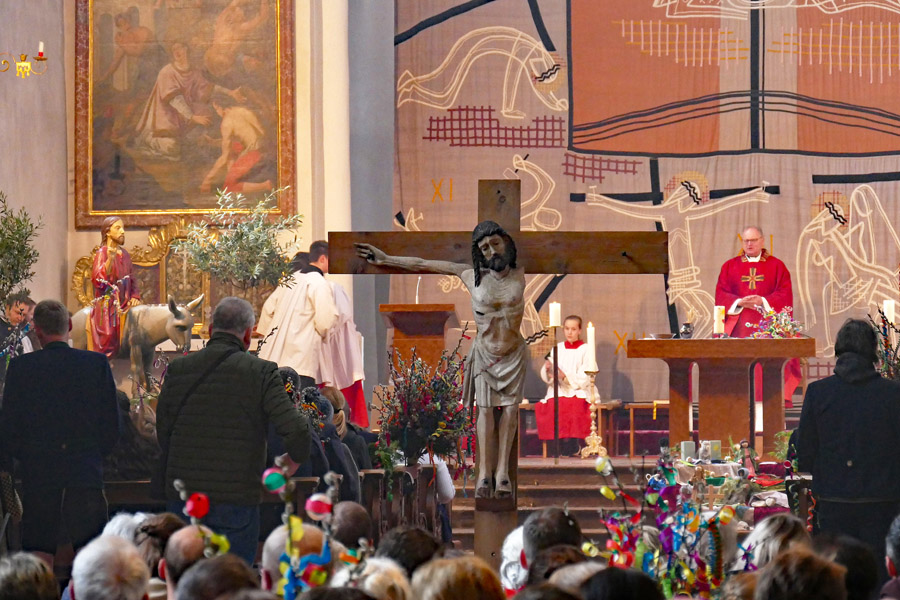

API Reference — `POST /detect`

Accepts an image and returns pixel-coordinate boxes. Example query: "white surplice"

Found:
[318,281,365,389]
[257,271,338,380]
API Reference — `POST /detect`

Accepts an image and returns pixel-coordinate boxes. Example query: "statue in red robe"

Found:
[715,226,801,403]
[91,216,141,358]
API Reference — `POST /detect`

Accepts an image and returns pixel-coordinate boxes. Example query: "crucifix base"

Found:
[474,496,518,570]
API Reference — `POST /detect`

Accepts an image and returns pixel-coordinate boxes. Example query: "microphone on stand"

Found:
[415,276,422,304]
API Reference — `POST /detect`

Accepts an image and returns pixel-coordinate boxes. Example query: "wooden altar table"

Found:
[627,337,816,458]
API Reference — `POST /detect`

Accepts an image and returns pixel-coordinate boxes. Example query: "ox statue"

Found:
[71,294,204,396]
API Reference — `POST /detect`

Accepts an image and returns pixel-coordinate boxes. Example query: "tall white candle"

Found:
[713,305,725,335]
[885,300,896,326]
[549,302,561,327]
[585,321,599,371]
[38,41,44,54]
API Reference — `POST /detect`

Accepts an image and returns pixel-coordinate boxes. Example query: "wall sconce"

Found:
[2,42,48,78]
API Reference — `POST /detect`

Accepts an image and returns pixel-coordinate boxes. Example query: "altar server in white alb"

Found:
[535,315,599,449]
[317,258,368,427]
[257,241,338,391]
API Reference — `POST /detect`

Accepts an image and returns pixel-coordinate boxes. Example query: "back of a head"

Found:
[754,546,847,600]
[135,512,186,573]
[330,557,411,600]
[309,241,329,264]
[332,501,372,549]
[834,318,878,364]
[813,534,878,600]
[103,511,148,541]
[513,583,582,600]
[291,252,310,273]
[375,526,439,576]
[33,300,69,336]
[411,556,505,600]
[731,512,809,570]
[262,524,325,581]
[176,554,257,600]
[72,535,150,600]
[580,567,664,600]
[719,571,757,600]
[522,508,583,565]
[0,552,59,600]
[165,525,212,587]
[527,544,587,585]
[211,297,256,337]
[547,561,605,594]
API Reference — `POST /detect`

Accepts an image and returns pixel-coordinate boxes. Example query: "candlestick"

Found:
[549,302,561,328]
[585,322,598,372]
[885,300,896,327]
[580,370,607,459]
[713,305,725,336]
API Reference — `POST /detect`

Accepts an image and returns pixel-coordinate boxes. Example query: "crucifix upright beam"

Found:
[328,179,668,567]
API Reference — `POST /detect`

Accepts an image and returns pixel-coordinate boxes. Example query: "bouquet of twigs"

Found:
[749,306,803,339]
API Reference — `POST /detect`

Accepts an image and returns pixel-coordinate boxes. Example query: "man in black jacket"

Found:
[157,296,310,565]
[798,318,900,584]
[0,299,120,568]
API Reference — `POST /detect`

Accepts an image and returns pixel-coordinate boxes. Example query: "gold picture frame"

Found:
[73,0,295,228]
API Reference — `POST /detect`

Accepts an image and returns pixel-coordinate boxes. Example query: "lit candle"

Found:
[713,305,725,335]
[549,302,561,327]
[885,299,896,326]
[585,321,599,371]
[38,41,44,57]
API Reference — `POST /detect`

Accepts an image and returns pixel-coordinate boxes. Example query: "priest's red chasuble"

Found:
[715,250,793,338]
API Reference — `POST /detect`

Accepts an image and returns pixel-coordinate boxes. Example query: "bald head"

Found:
[164,525,213,586]
[260,524,345,591]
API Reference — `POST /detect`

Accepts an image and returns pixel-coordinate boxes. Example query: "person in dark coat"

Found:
[0,299,121,568]
[157,297,311,565]
[798,318,900,585]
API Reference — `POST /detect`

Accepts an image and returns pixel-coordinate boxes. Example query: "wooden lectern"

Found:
[380,304,459,369]
[627,337,816,458]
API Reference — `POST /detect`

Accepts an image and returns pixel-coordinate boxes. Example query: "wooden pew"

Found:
[359,469,385,545]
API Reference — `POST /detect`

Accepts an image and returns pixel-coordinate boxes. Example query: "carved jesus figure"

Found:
[356,220,526,498]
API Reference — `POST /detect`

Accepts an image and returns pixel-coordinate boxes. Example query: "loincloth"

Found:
[463,338,527,408]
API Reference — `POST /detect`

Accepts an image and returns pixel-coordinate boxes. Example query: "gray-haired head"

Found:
[72,535,150,600]
[211,297,255,337]
[0,553,59,600]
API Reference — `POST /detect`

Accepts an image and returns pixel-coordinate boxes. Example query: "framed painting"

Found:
[74,0,295,228]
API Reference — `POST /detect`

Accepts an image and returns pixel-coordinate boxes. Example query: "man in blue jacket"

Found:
[0,299,120,568]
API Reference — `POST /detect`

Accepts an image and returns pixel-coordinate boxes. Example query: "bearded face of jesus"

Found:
[478,234,514,272]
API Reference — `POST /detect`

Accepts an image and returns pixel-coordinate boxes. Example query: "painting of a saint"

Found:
[75,0,294,227]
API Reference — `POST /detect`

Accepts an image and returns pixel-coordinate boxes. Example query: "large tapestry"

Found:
[394,1,900,402]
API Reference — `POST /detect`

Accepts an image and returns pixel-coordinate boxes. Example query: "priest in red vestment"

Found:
[90,217,141,358]
[715,225,801,403]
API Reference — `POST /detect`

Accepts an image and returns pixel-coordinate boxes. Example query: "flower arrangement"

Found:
[749,306,803,339]
[373,339,474,476]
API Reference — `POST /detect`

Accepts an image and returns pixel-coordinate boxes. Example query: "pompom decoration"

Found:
[263,467,288,493]
[595,455,613,476]
[304,493,333,521]
[185,493,210,519]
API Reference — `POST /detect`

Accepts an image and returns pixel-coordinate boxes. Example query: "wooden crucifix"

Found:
[329,179,668,566]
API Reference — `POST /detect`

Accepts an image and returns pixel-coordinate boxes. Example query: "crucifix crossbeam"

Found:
[329,180,669,277]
